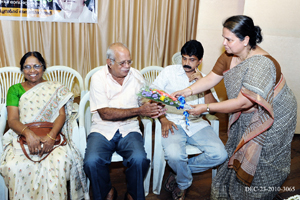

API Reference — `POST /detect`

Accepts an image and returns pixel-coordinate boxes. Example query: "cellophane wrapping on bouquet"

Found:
[137,85,192,109]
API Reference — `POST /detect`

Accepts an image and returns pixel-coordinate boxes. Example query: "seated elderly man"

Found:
[152,40,228,200]
[84,42,165,200]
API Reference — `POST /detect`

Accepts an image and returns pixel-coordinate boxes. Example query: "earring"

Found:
[244,44,247,47]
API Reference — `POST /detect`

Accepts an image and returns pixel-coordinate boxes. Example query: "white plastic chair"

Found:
[0,106,8,200]
[83,65,105,95]
[43,65,84,99]
[0,66,24,146]
[140,66,164,84]
[0,66,24,200]
[82,65,105,138]
[172,52,182,65]
[0,67,24,111]
[43,65,84,114]
[152,115,219,194]
[78,92,153,196]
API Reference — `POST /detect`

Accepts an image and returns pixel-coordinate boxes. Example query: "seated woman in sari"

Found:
[0,52,89,199]
[172,15,297,200]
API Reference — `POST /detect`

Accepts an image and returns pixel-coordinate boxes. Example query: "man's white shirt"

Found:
[152,65,219,137]
[89,65,145,140]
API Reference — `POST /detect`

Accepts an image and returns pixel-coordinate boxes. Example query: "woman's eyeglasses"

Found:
[23,64,43,71]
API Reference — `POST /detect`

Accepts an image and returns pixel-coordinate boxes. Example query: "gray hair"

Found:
[106,42,129,64]
[106,49,115,64]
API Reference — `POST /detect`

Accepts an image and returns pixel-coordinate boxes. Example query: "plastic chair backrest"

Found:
[140,66,164,84]
[0,67,24,105]
[78,91,91,136]
[172,52,182,65]
[84,66,105,93]
[43,66,84,98]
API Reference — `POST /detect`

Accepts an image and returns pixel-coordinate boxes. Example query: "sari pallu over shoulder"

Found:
[225,55,287,186]
[18,81,73,124]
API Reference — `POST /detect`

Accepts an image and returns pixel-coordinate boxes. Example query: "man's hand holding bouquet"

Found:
[138,85,192,126]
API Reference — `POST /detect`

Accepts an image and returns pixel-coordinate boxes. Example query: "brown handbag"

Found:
[17,122,67,163]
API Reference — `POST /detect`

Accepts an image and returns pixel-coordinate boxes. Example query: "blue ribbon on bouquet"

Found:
[176,96,190,126]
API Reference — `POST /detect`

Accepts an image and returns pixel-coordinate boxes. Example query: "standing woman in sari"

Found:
[0,52,89,199]
[172,15,297,200]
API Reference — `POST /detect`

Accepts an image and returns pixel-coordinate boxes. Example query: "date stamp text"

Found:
[245,186,296,192]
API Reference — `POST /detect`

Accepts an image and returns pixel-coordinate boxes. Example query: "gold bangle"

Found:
[47,134,56,141]
[21,126,28,135]
[187,87,193,95]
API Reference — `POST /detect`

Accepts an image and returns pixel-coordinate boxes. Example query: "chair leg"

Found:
[141,118,152,196]
[143,161,151,196]
[152,119,166,195]
[152,156,166,195]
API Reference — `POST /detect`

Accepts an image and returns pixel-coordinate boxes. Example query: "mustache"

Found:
[183,65,192,69]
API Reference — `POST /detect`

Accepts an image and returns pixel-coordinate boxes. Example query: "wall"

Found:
[196,0,300,133]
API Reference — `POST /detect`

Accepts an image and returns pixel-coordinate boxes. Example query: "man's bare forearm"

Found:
[98,107,140,121]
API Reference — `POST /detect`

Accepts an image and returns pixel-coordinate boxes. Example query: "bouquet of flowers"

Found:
[138,86,193,110]
[138,86,192,127]
[138,86,181,107]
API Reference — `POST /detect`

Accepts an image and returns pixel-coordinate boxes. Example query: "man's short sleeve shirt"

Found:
[89,65,145,140]
[152,65,219,137]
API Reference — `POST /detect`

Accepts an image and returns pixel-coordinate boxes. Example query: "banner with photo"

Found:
[0,0,97,23]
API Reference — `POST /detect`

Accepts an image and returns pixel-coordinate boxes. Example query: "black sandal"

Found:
[164,172,177,192]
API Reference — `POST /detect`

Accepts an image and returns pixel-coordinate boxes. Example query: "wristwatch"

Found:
[206,104,210,112]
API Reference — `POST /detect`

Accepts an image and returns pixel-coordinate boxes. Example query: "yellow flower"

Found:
[160,96,165,101]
